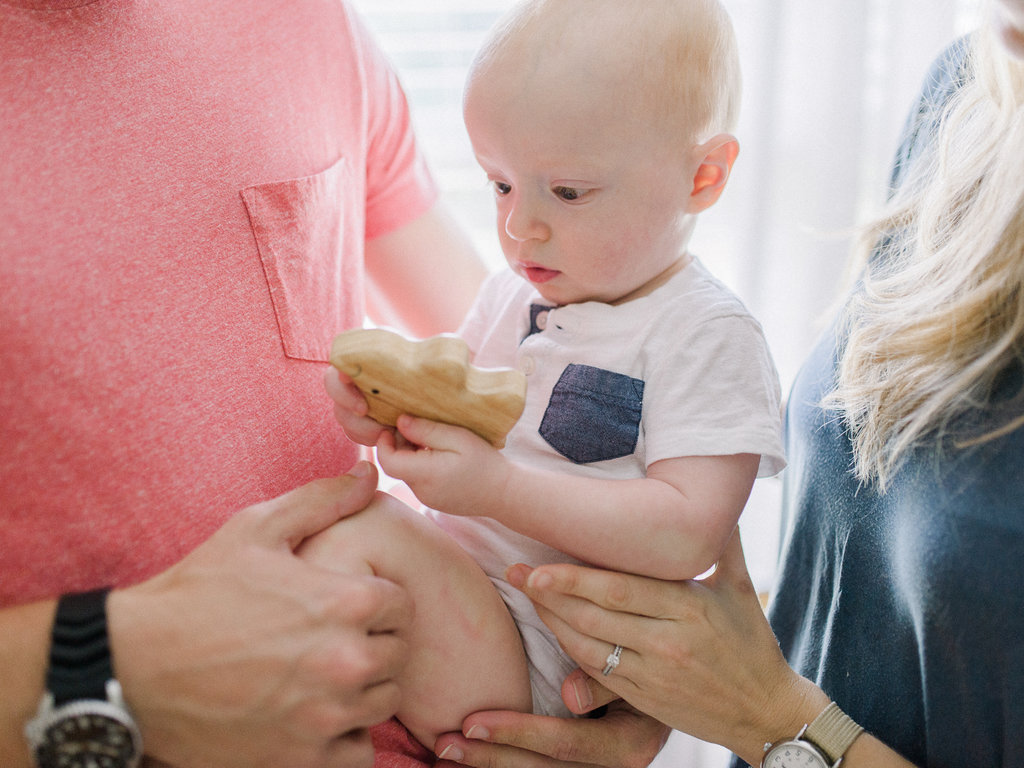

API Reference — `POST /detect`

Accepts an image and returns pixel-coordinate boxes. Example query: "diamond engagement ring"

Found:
[602,644,623,676]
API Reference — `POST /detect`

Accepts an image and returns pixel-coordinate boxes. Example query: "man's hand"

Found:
[108,463,414,768]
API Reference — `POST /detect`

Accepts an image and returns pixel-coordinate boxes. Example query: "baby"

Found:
[311,0,785,751]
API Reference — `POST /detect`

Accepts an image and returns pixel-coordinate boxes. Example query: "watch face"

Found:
[34,713,138,768]
[763,740,829,768]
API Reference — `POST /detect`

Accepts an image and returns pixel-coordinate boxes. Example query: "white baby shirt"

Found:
[426,257,785,716]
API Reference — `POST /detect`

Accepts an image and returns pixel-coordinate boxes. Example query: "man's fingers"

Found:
[367,586,414,639]
[324,728,375,768]
[345,679,405,731]
[249,464,379,549]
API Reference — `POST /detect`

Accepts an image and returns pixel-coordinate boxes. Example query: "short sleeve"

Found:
[642,312,785,477]
[346,7,439,240]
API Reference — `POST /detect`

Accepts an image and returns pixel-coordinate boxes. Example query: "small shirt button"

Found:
[535,310,549,330]
[519,356,536,375]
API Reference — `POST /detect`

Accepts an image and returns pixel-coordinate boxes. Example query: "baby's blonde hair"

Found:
[470,0,741,145]
[828,25,1024,488]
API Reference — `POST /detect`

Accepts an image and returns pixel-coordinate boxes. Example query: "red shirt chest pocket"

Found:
[241,157,364,362]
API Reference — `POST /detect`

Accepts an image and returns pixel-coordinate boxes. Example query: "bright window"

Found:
[350,0,517,264]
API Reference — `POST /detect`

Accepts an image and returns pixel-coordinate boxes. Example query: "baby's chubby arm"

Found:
[324,329,757,581]
[379,414,760,582]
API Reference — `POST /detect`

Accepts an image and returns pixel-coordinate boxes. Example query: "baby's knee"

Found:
[296,492,397,573]
[296,490,436,578]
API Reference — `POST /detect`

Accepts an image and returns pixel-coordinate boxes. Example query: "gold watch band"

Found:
[803,702,864,764]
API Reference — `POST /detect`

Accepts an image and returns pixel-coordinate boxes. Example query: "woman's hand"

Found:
[506,529,827,765]
[434,700,669,768]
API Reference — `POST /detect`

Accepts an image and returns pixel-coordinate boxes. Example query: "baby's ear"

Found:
[688,134,739,213]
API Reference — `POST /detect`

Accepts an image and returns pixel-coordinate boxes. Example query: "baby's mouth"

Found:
[520,263,560,284]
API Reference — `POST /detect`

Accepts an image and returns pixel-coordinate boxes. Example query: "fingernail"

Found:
[465,725,490,740]
[506,564,528,588]
[572,676,594,711]
[527,570,553,590]
[437,745,464,762]
[350,461,372,478]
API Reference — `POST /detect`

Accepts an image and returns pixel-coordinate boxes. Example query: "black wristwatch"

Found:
[24,588,143,768]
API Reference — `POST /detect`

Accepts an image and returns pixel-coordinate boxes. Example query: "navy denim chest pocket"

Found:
[539,364,644,464]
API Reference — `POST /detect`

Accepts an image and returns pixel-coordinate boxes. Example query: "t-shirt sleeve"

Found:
[642,312,786,477]
[346,7,439,240]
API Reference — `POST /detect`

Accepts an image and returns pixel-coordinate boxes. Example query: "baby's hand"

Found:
[376,414,508,516]
[329,328,525,449]
[324,367,394,447]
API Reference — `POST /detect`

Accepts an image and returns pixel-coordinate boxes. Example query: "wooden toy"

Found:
[330,328,527,448]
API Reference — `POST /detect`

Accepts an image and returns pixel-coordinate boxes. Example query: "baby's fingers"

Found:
[325,367,368,413]
[394,414,471,451]
[325,368,393,447]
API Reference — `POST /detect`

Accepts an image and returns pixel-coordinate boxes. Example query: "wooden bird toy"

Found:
[329,328,527,448]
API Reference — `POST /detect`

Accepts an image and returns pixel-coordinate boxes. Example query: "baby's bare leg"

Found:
[297,491,532,749]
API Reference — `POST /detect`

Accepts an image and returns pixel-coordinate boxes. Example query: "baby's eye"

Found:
[553,186,586,202]
[492,181,512,196]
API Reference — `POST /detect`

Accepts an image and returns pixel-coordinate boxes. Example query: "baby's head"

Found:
[464,0,742,306]
[467,0,740,151]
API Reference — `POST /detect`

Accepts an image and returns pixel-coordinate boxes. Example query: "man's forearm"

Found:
[0,599,56,768]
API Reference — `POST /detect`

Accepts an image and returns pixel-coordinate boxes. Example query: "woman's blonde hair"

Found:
[828,24,1024,489]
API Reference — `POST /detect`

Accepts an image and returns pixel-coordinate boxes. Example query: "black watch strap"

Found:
[47,588,114,705]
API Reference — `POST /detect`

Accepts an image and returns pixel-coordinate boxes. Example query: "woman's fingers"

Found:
[435,703,668,768]
[513,561,685,620]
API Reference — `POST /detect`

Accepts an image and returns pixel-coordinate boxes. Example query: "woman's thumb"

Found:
[562,667,619,715]
[707,526,755,591]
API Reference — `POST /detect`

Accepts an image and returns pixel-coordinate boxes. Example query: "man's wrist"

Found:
[25,590,143,768]
[105,587,152,737]
[0,600,57,768]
